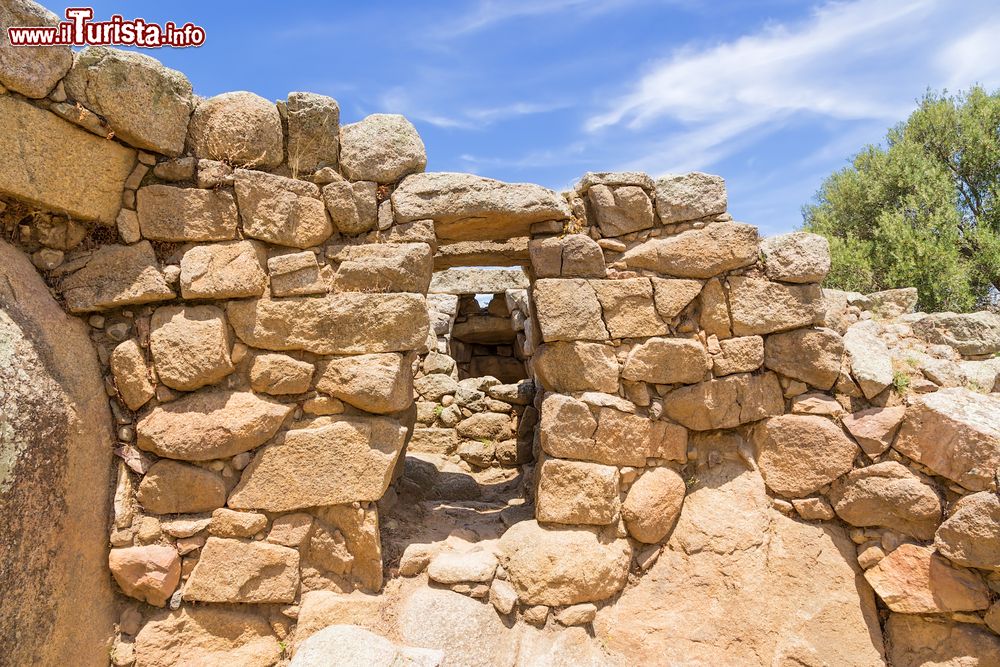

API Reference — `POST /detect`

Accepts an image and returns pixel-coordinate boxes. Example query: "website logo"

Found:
[7,7,205,48]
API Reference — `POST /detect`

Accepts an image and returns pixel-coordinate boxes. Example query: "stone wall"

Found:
[1,4,1000,665]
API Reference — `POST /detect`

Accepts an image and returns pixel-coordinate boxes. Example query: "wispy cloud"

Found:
[432,0,637,37]
[377,87,568,130]
[459,142,590,170]
[585,0,1000,175]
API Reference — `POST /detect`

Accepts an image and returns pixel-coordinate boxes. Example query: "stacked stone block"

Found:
[2,13,1000,665]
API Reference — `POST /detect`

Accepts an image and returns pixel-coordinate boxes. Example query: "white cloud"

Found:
[935,20,1000,91]
[585,0,1000,176]
[377,87,568,130]
[434,0,637,37]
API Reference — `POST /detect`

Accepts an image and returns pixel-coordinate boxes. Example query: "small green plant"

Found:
[433,405,444,417]
[279,641,288,657]
[891,371,911,395]
[905,356,920,368]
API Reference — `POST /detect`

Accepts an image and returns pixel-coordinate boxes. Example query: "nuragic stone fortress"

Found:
[2,2,1000,666]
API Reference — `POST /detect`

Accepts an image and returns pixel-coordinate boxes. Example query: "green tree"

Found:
[803,86,1000,312]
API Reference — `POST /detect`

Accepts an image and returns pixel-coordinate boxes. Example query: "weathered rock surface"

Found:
[843,321,893,398]
[111,339,155,410]
[137,460,226,514]
[398,586,519,667]
[235,169,332,248]
[528,234,606,278]
[433,237,524,270]
[532,279,608,342]
[650,278,703,320]
[536,458,620,525]
[329,242,433,293]
[911,310,1000,356]
[186,91,283,168]
[58,241,174,312]
[622,466,685,543]
[267,251,327,297]
[0,239,115,666]
[622,337,709,384]
[894,388,1000,492]
[663,372,783,430]
[184,537,299,603]
[622,223,758,278]
[134,606,281,667]
[136,389,292,460]
[754,414,859,498]
[864,543,989,613]
[209,509,268,539]
[340,113,426,183]
[137,185,238,241]
[934,491,1000,570]
[587,184,654,236]
[393,173,571,241]
[150,305,234,391]
[228,293,429,355]
[427,549,498,585]
[286,91,340,175]
[760,232,831,283]
[532,342,619,393]
[497,520,632,606]
[728,277,824,335]
[429,266,530,294]
[592,278,667,338]
[65,47,193,155]
[228,416,407,511]
[294,591,383,643]
[713,335,765,376]
[250,353,314,395]
[108,545,180,607]
[885,613,1000,667]
[322,180,377,236]
[842,406,905,457]
[541,396,685,466]
[0,0,72,98]
[456,412,515,441]
[292,624,443,667]
[180,240,268,299]
[594,463,884,667]
[316,353,412,413]
[654,172,727,223]
[829,462,941,540]
[0,95,135,223]
[763,327,843,390]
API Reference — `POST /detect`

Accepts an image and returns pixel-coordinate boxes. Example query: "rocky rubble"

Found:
[2,24,1000,666]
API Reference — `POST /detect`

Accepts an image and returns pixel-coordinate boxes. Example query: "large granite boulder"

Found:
[186,91,283,168]
[0,95,135,223]
[64,47,193,155]
[392,173,571,241]
[894,388,1000,492]
[911,311,1000,356]
[0,240,115,665]
[594,463,885,666]
[497,520,632,606]
[339,113,426,183]
[0,0,72,97]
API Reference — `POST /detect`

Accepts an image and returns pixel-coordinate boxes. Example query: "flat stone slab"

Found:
[392,172,570,242]
[0,95,135,223]
[429,267,530,295]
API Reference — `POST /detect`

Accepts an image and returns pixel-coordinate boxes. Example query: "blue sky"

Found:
[76,0,1000,236]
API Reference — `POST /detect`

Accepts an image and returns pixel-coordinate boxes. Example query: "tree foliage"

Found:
[803,86,1000,312]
